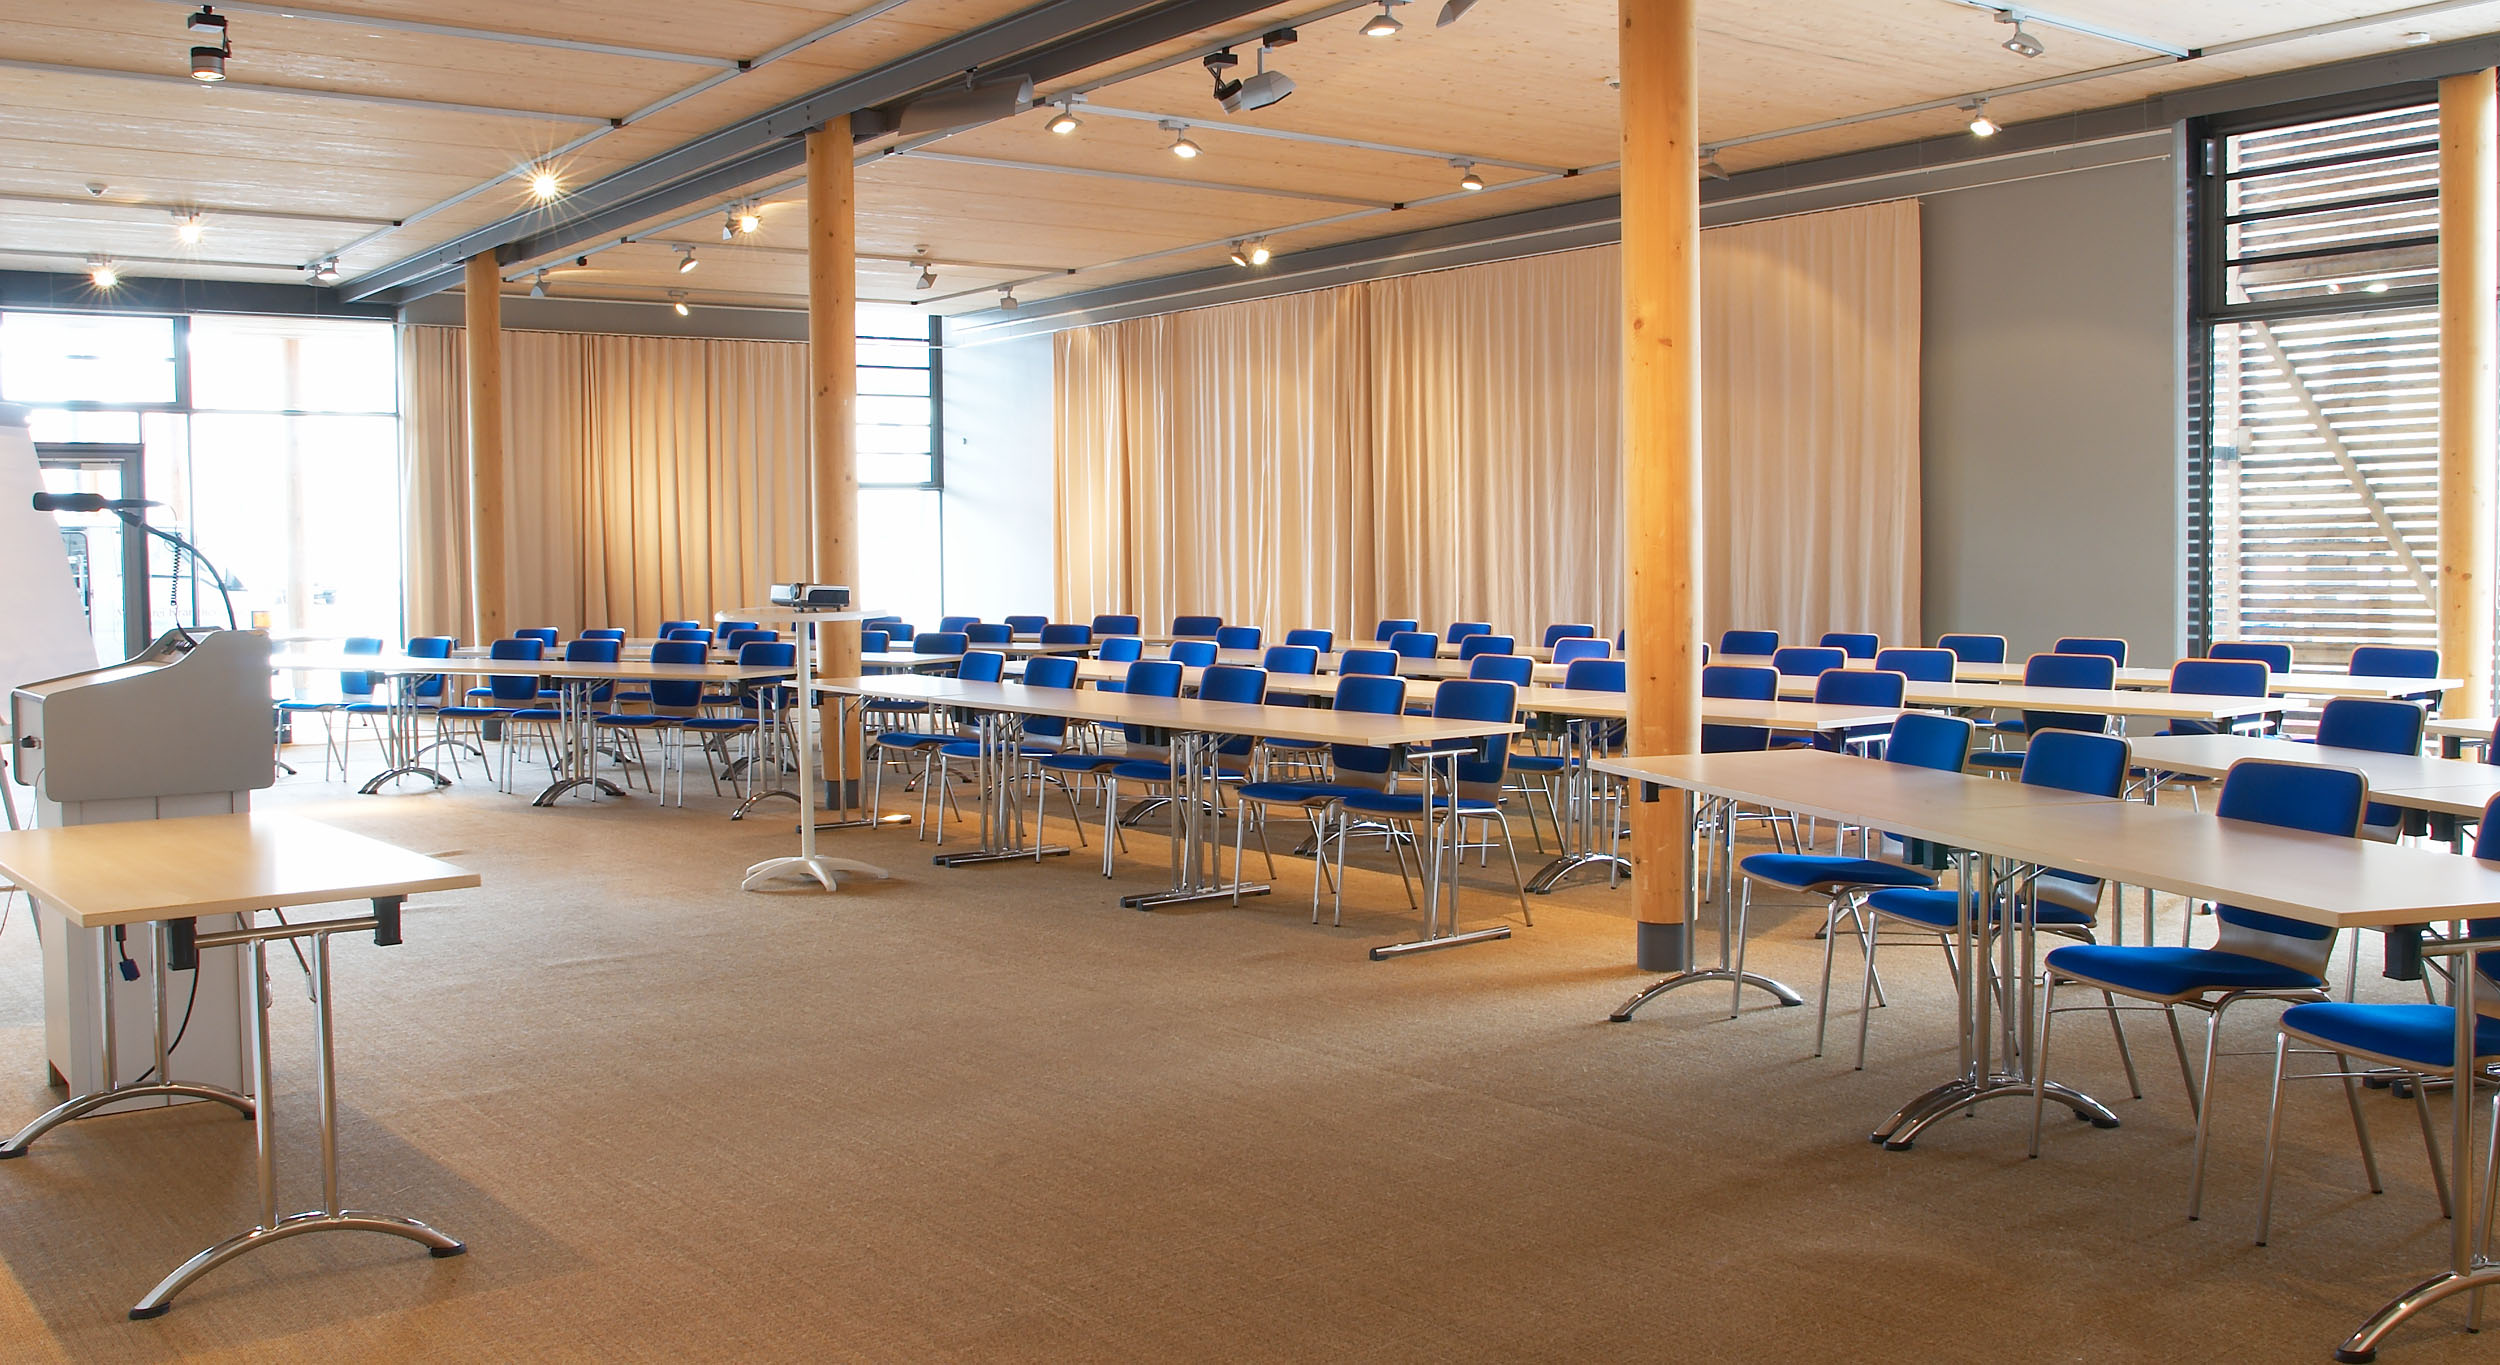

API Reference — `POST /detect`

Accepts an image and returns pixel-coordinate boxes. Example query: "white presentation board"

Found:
[0,404,102,745]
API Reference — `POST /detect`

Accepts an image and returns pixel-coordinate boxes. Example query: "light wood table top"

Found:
[1594,749,2500,929]
[1762,677,2260,721]
[2430,716,2497,745]
[2129,734,2500,819]
[272,652,790,683]
[1717,652,2444,700]
[0,813,478,930]
[819,675,1520,748]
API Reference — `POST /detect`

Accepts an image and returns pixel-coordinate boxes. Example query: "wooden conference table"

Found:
[2131,733,2500,822]
[823,673,1523,958]
[1591,746,2500,1361]
[0,813,477,1318]
[1716,652,2450,701]
[2430,715,2498,757]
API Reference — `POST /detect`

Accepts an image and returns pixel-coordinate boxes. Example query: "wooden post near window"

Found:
[808,123,864,785]
[2440,70,2496,716]
[1619,0,1702,970]
[462,252,507,645]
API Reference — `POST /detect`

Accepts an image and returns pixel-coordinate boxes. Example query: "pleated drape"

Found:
[401,325,814,638]
[1055,199,1923,645]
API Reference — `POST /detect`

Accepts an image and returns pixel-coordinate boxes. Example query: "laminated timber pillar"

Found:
[809,123,865,787]
[1620,0,1703,971]
[2440,70,2496,716]
[463,253,507,644]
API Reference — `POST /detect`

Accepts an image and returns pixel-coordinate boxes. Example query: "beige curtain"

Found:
[1055,199,1923,646]
[403,326,814,638]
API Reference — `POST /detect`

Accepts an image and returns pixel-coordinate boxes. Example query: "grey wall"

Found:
[938,330,1055,620]
[1919,147,2188,661]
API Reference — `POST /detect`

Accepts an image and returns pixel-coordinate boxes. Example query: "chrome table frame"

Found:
[533,675,629,807]
[934,707,1073,868]
[1524,716,1629,894]
[1608,784,1802,1019]
[358,666,455,795]
[1368,742,1510,959]
[1121,727,1266,910]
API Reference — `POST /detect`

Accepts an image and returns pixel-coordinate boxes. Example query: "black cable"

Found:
[111,510,237,631]
[130,965,200,1087]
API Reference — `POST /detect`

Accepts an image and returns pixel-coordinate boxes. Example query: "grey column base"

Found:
[1635,919,1691,974]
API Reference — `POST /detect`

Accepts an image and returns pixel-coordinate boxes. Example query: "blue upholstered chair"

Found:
[1285,628,1334,652]
[1771,646,1845,679]
[2054,636,2128,665]
[1553,637,1611,666]
[1336,678,1530,928]
[1004,614,1048,636]
[2031,758,2365,1217]
[278,635,385,781]
[597,637,705,804]
[1169,639,1219,667]
[1971,652,2118,772]
[1388,631,1440,660]
[1720,629,1779,656]
[1445,621,1492,645]
[964,622,1012,644]
[1038,623,1092,646]
[1820,632,1880,660]
[1232,672,1409,919]
[2349,644,2444,710]
[1373,618,1419,642]
[1738,712,1973,1049]
[938,615,980,633]
[2211,641,2292,674]
[1542,623,1597,648]
[2315,697,2426,842]
[1936,633,2007,664]
[433,638,545,792]
[1090,614,1141,636]
[1215,625,1263,651]
[1036,659,1189,876]
[1874,647,1955,683]
[1171,614,1223,637]
[1458,634,1516,661]
[1340,648,1398,677]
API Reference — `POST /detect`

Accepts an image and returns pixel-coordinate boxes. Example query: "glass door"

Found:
[35,443,147,660]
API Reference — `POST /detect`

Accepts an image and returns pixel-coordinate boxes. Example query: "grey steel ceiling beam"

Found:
[344,0,1281,303]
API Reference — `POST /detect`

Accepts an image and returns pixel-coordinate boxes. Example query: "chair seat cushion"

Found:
[275,699,338,712]
[341,701,393,715]
[2045,944,2321,1001]
[1507,754,1569,774]
[434,705,512,719]
[1741,854,1936,891]
[938,739,1058,758]
[597,714,667,728]
[1107,759,1178,782]
[506,708,561,721]
[876,732,953,750]
[1866,886,2095,930]
[2279,1002,2500,1072]
[1036,752,1131,774]
[1338,792,1501,817]
[1236,781,1357,806]
[681,717,756,733]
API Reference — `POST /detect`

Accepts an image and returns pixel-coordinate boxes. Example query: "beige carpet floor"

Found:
[0,746,2494,1363]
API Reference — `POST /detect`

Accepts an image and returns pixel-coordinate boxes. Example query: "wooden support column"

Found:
[462,252,507,645]
[1620,0,1702,970]
[808,124,864,784]
[2441,69,2497,716]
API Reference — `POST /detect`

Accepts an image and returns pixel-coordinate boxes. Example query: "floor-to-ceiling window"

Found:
[855,304,944,629]
[2190,96,2444,666]
[1,309,402,658]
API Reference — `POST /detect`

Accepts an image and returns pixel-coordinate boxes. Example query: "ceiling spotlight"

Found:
[675,245,699,273]
[187,6,229,81]
[1248,240,1271,266]
[1997,13,2045,59]
[88,257,119,289]
[1699,149,1730,181]
[312,258,341,283]
[998,285,1018,311]
[527,166,561,201]
[721,208,738,241]
[1964,99,2000,137]
[1046,98,1081,134]
[1362,0,1404,37]
[1437,0,1478,26]
[173,210,203,245]
[1219,44,1296,114]
[736,205,761,235]
[1229,242,1250,268]
[1161,120,1202,158]
[670,289,690,317]
[529,269,549,299]
[1453,158,1483,191]
[914,262,936,290]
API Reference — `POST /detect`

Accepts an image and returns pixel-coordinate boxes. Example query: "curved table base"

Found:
[359,765,450,796]
[1609,969,1804,1023]
[1526,851,1630,895]
[129,1210,463,1319]
[0,1082,255,1158]
[2335,1263,2500,1362]
[533,776,625,807]
[741,854,890,893]
[1870,1075,2118,1151]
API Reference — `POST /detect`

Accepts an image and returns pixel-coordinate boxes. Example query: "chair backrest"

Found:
[2052,636,2127,665]
[2350,645,2439,679]
[565,637,621,664]
[1814,668,1906,708]
[1098,636,1144,663]
[938,615,979,633]
[2171,658,2269,698]
[1388,631,1440,659]
[1121,659,1184,747]
[1701,663,1778,753]
[958,650,1006,683]
[407,636,454,658]
[1719,629,1779,656]
[1004,614,1048,634]
[1170,639,1219,667]
[484,637,545,703]
[878,621,917,641]
[1340,648,1398,676]
[1771,646,1845,678]
[2211,640,2292,674]
[1564,658,1626,693]
[715,620,758,636]
[1820,632,1879,660]
[2315,697,2426,755]
[723,628,779,649]
[1329,673,1409,783]
[579,628,626,642]
[1091,613,1141,636]
[1022,653,1078,739]
[1936,633,2007,663]
[1171,614,1223,636]
[516,627,559,649]
[2467,803,2500,990]
[1874,647,1955,683]
[1215,625,1263,651]
[1542,623,1597,648]
[664,626,713,645]
[1445,621,1492,644]
[2019,652,2117,736]
[658,620,700,636]
[1540,638,1603,667]
[1431,678,1517,792]
[1458,634,1515,660]
[2020,730,2127,797]
[2209,758,2366,978]
[647,638,709,709]
[1285,627,1335,652]
[860,629,890,654]
[1038,623,1092,645]
[1467,653,1533,686]
[1374,617,1419,641]
[1263,645,1319,675]
[965,623,1013,644]
[1199,663,1267,706]
[336,635,384,699]
[914,631,969,656]
[1883,712,1973,772]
